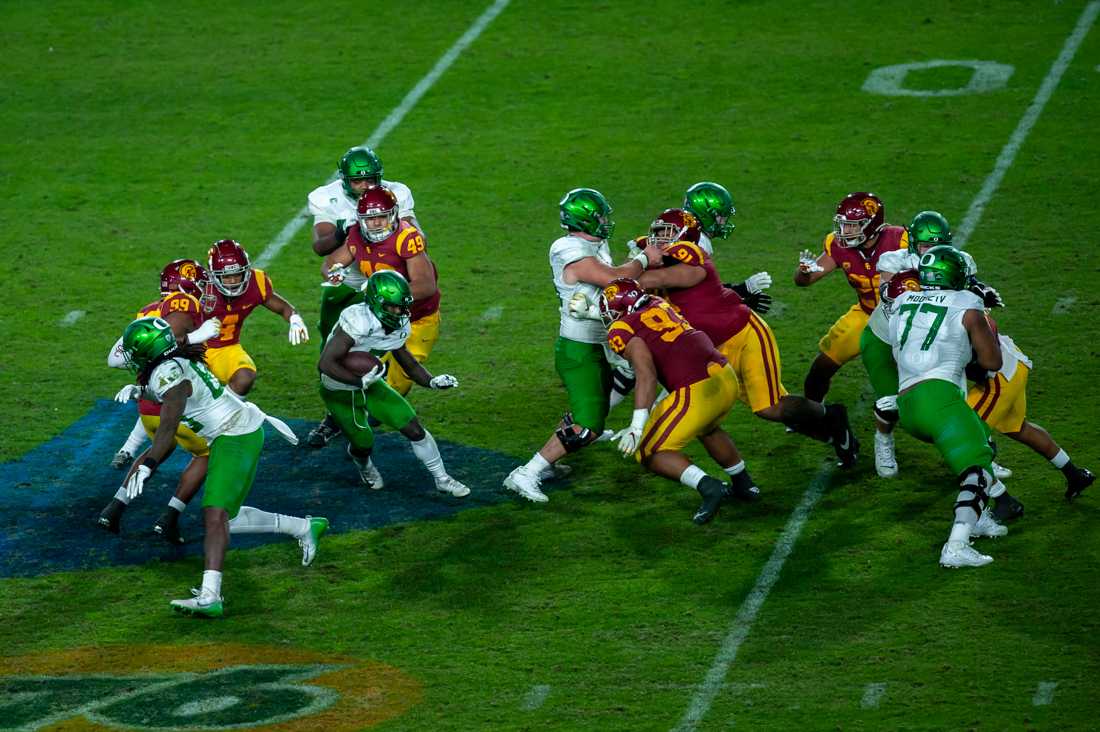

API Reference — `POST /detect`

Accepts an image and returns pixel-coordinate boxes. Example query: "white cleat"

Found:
[170,588,225,618]
[298,516,329,566]
[992,461,1013,480]
[503,466,548,503]
[538,462,572,482]
[348,446,384,490]
[435,475,470,498]
[594,429,615,443]
[873,432,898,478]
[940,540,993,568]
[971,508,1008,538]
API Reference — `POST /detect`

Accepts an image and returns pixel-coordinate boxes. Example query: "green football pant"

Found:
[320,382,416,454]
[859,328,899,400]
[202,427,264,519]
[554,337,611,433]
[318,284,361,350]
[898,379,993,476]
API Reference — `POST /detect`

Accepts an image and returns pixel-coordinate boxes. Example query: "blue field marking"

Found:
[0,401,526,579]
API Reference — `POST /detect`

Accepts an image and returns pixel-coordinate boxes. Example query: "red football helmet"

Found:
[885,269,921,301]
[207,239,252,297]
[357,185,399,243]
[648,208,701,249]
[833,192,885,248]
[599,278,649,328]
[160,258,208,298]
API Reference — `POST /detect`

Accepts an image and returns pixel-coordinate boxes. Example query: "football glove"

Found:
[612,408,650,457]
[429,374,459,389]
[360,363,386,390]
[124,464,153,500]
[727,282,773,315]
[968,278,1004,308]
[288,313,309,345]
[743,271,772,293]
[334,219,351,245]
[567,292,601,321]
[326,263,348,286]
[798,249,824,273]
[114,384,142,403]
[187,317,222,345]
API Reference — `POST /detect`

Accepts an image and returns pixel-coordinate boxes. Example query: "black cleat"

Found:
[693,477,727,525]
[306,415,341,448]
[1066,467,1095,502]
[826,404,859,468]
[154,509,185,545]
[728,470,761,503]
[97,499,126,534]
[992,492,1025,522]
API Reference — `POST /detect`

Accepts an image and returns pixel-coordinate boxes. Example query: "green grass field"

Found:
[2,1,1099,729]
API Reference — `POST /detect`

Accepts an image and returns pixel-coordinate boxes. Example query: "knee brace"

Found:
[955,466,991,515]
[873,395,899,427]
[555,412,598,453]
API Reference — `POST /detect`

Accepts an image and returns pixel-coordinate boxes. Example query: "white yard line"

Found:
[59,309,86,326]
[673,6,1099,728]
[1032,681,1057,706]
[1051,295,1076,314]
[860,682,887,709]
[253,0,512,269]
[521,684,551,710]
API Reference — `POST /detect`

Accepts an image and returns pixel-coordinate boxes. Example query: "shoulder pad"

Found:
[395,225,427,258]
[664,241,705,266]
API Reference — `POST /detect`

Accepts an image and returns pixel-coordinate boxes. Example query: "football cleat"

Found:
[693,477,728,525]
[939,540,993,568]
[171,588,224,618]
[306,415,341,448]
[991,461,1013,480]
[873,431,898,478]
[435,475,471,498]
[727,470,761,503]
[153,509,185,545]
[826,404,860,468]
[97,499,126,534]
[538,462,572,482]
[298,516,329,567]
[111,449,134,470]
[504,466,548,503]
[971,508,1008,538]
[991,492,1024,522]
[1065,467,1095,502]
[347,445,384,490]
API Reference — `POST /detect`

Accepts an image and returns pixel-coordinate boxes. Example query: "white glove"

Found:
[187,317,222,345]
[612,408,650,457]
[326,264,347,286]
[114,384,142,403]
[124,465,152,500]
[288,313,309,345]
[744,271,772,293]
[567,292,601,321]
[360,363,386,389]
[429,374,459,390]
[798,249,824,273]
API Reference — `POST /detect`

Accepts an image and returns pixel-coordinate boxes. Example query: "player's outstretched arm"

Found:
[639,262,706,290]
[392,345,451,389]
[564,248,657,290]
[312,221,349,256]
[262,288,309,344]
[322,245,354,284]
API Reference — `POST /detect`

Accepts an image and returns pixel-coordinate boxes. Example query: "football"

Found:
[342,350,384,376]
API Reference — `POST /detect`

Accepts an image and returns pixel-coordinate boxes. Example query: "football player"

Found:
[794,192,908,404]
[202,239,309,396]
[102,259,222,543]
[601,279,750,524]
[306,145,420,448]
[889,246,1008,568]
[317,271,468,497]
[634,209,859,470]
[116,317,327,617]
[503,188,662,503]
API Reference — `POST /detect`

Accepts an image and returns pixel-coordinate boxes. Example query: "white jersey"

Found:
[995,333,1032,381]
[868,249,978,341]
[146,358,264,440]
[321,303,411,392]
[891,289,985,392]
[308,179,416,291]
[696,231,715,257]
[550,234,612,344]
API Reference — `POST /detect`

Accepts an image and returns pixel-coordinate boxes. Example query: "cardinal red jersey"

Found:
[823,225,908,314]
[133,292,203,416]
[607,298,728,391]
[202,269,272,347]
[659,240,751,346]
[347,221,441,321]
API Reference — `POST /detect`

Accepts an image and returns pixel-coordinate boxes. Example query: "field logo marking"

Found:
[254,0,511,270]
[862,60,1014,97]
[1052,295,1076,314]
[860,682,887,709]
[521,684,551,711]
[1032,681,1057,706]
[675,6,1100,728]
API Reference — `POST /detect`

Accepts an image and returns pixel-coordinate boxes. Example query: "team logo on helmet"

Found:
[861,198,880,216]
[179,262,198,280]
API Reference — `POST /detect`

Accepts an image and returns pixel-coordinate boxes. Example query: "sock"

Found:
[723,461,746,477]
[228,505,309,537]
[201,569,222,598]
[524,453,551,476]
[121,417,147,454]
[168,497,186,512]
[679,465,707,490]
[410,431,448,480]
[948,522,971,544]
[1050,449,1070,470]
[113,487,131,506]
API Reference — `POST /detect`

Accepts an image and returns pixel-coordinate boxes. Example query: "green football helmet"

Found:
[121,317,178,373]
[908,210,953,252]
[684,181,736,239]
[559,188,615,239]
[364,270,413,331]
[918,245,969,291]
[338,146,384,198]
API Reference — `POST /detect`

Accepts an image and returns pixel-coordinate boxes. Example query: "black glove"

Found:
[965,358,993,383]
[967,277,1003,308]
[726,282,772,314]
[334,219,350,245]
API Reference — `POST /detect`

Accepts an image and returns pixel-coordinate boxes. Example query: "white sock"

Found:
[679,465,707,490]
[168,497,187,512]
[201,569,222,598]
[410,431,448,480]
[524,453,551,475]
[723,461,746,477]
[113,487,131,506]
[121,417,147,455]
[1051,449,1070,469]
[948,522,971,544]
[228,505,309,538]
